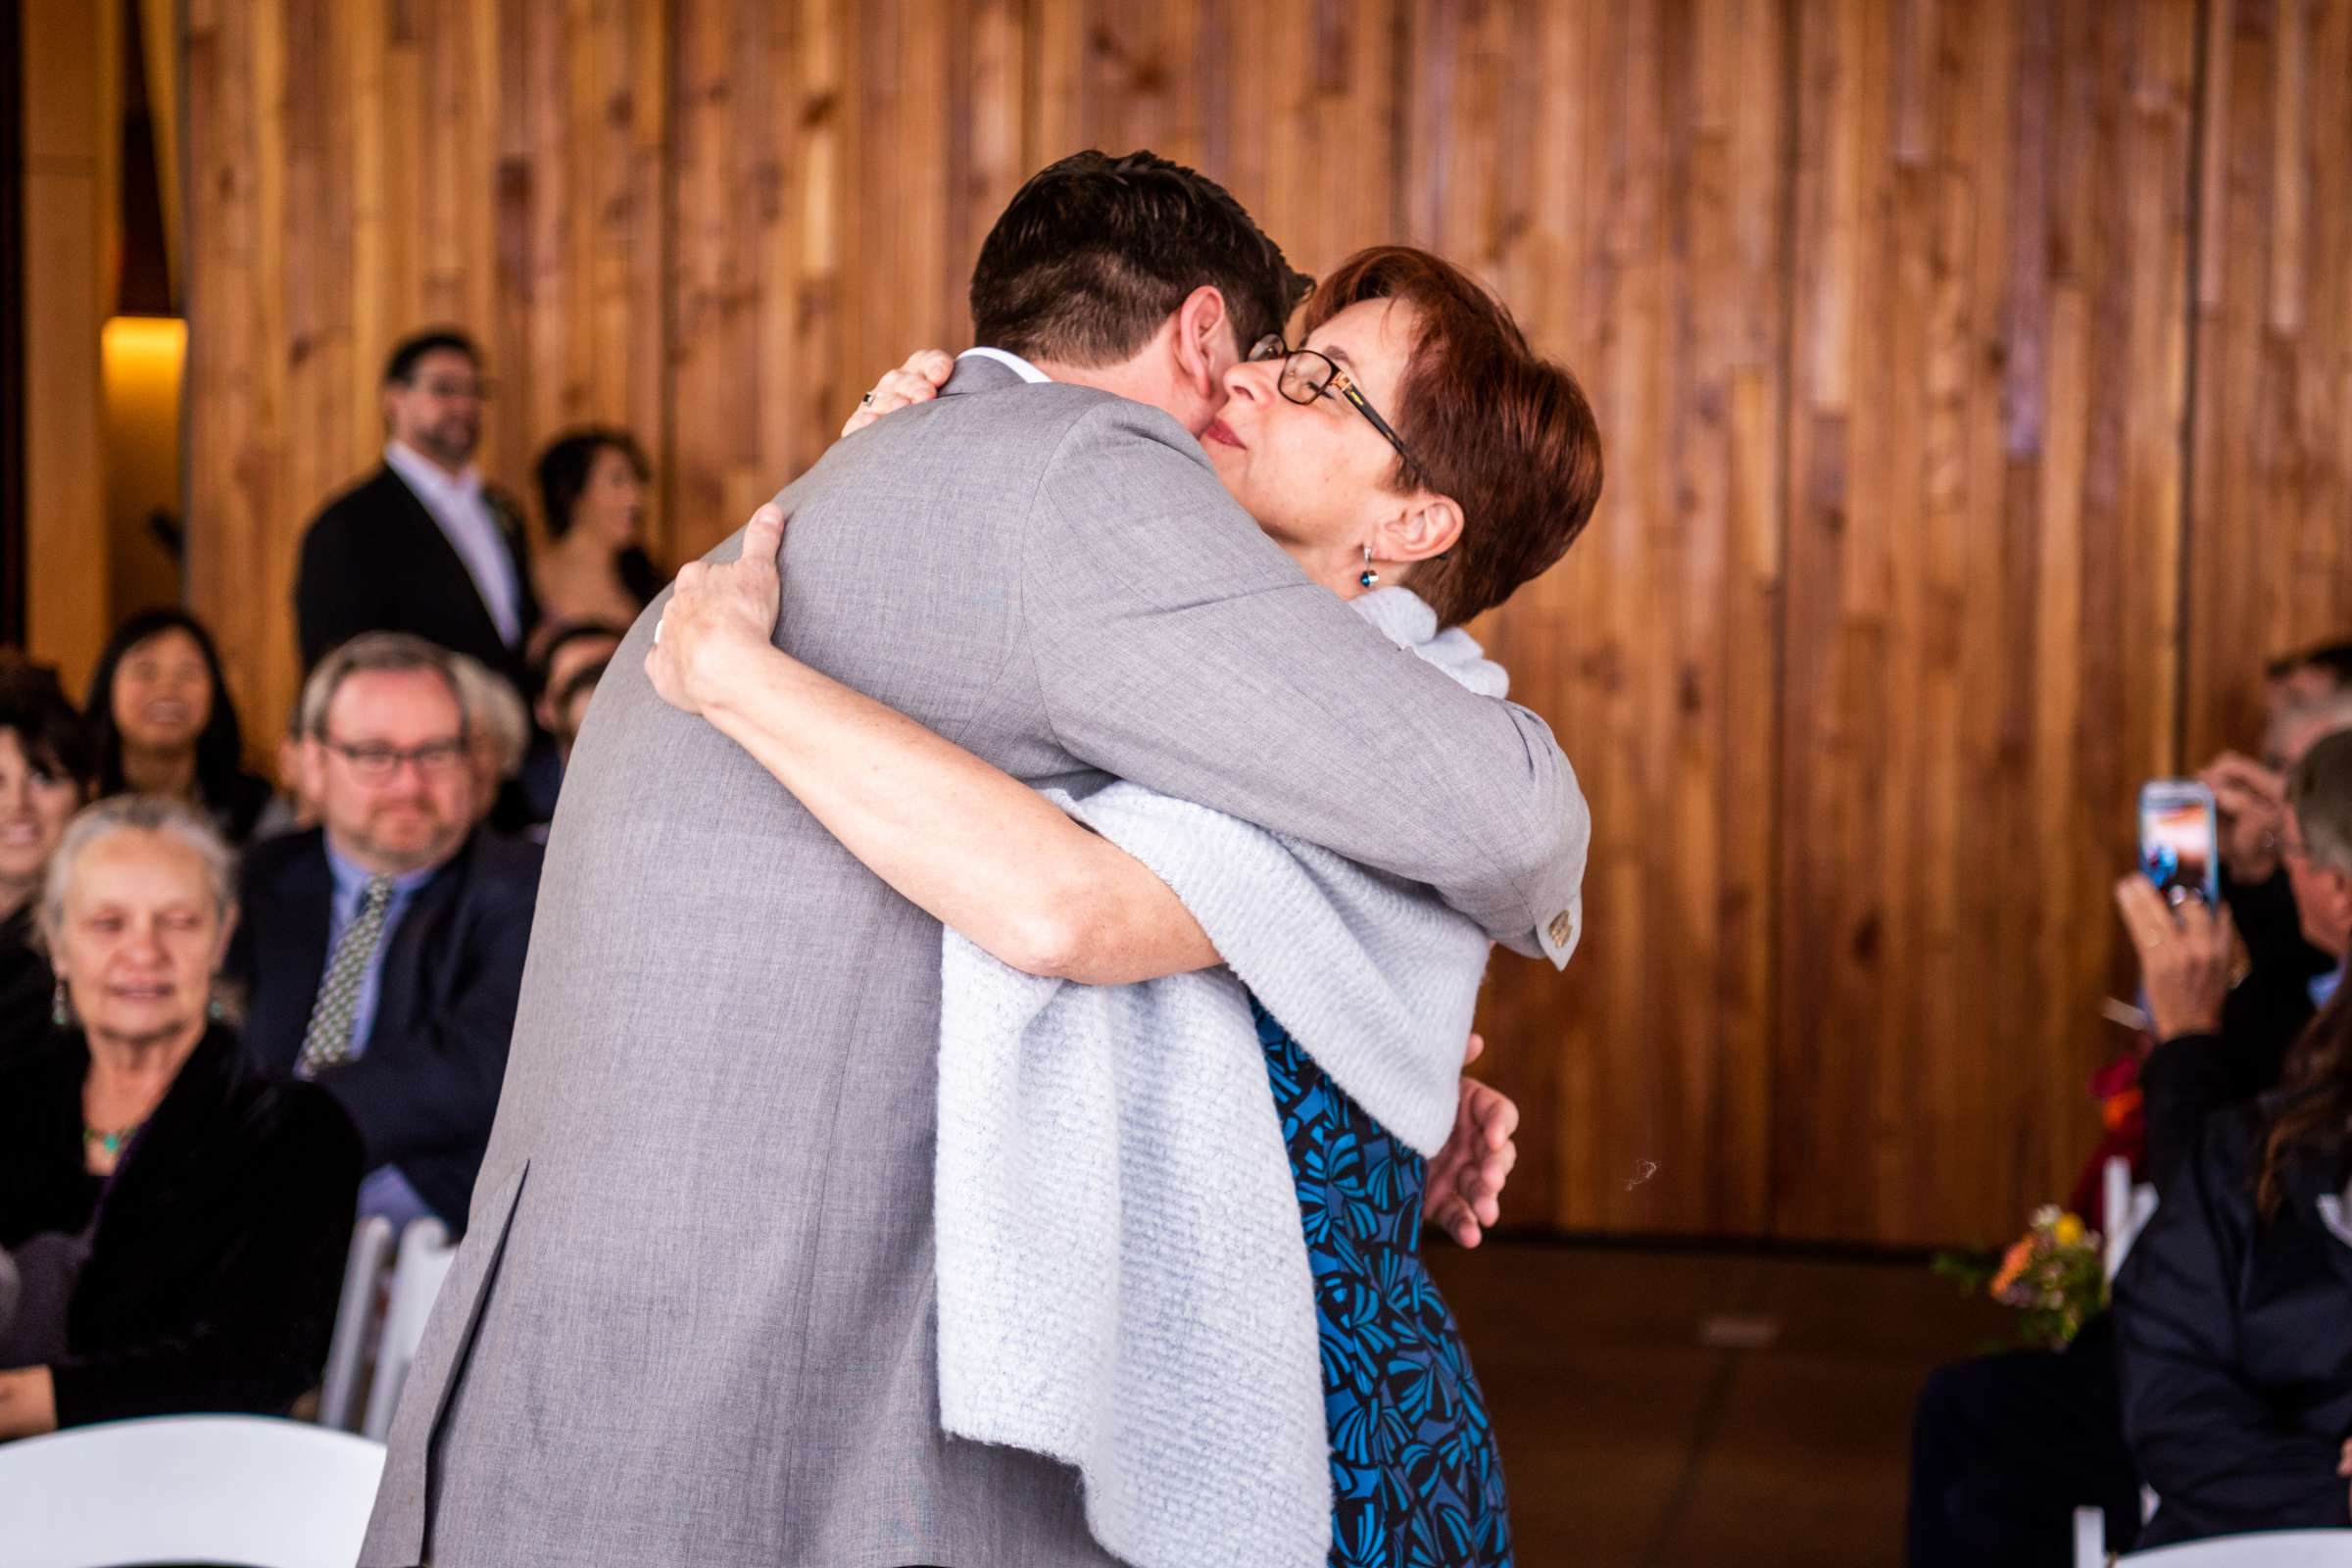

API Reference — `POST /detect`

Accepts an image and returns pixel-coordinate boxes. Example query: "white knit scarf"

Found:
[933,588,1530,1568]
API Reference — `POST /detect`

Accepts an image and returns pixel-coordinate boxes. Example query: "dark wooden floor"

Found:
[1427,1240,2009,1568]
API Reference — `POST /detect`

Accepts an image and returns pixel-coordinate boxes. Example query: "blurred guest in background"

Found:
[531,622,624,772]
[83,608,272,845]
[248,708,321,845]
[1907,676,2352,1567]
[0,667,96,1058]
[0,797,360,1437]
[2265,640,2352,719]
[531,428,662,642]
[2115,728,2352,1546]
[295,329,538,698]
[2201,689,2352,1006]
[446,654,535,833]
[228,634,540,1233]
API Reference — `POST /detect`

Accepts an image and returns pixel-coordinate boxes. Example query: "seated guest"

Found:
[0,667,95,1058]
[446,653,534,832]
[2265,638,2352,717]
[0,797,361,1436]
[532,622,624,769]
[2156,689,2352,1185]
[2202,689,2352,1001]
[247,708,321,843]
[82,608,272,844]
[1907,692,2352,1567]
[295,329,539,698]
[228,633,541,1232]
[529,427,662,643]
[2116,727,2352,1545]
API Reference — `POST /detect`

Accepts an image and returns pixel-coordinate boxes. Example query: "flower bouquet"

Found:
[1934,1205,2107,1349]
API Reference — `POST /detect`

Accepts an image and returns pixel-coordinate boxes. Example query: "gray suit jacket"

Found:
[362,356,1586,1567]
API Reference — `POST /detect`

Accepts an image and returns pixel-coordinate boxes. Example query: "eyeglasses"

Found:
[405,376,493,403]
[1248,334,1426,484]
[320,734,471,782]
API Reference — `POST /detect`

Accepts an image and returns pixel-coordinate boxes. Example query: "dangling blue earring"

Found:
[1358,544,1380,589]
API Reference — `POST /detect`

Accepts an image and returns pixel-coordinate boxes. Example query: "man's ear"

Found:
[1375,495,1464,566]
[1171,285,1231,401]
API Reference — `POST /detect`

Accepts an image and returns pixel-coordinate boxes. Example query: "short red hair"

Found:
[1297,247,1603,627]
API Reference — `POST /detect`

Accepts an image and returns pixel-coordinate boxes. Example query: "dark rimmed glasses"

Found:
[1248,333,1426,484]
[319,734,471,783]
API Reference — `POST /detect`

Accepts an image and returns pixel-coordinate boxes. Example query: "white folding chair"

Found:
[317,1213,395,1432]
[2103,1155,2160,1283]
[362,1216,457,1441]
[0,1413,385,1568]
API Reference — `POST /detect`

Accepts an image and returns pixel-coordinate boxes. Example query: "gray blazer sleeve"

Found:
[1023,396,1587,965]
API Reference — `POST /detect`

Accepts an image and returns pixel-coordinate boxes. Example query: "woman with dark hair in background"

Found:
[82,608,272,845]
[530,428,663,645]
[0,665,96,1057]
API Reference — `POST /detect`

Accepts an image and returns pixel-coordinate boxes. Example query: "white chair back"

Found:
[318,1213,395,1431]
[2121,1532,2352,1565]
[2076,1503,2108,1568]
[363,1216,457,1441]
[2103,1155,2160,1282]
[0,1413,385,1568]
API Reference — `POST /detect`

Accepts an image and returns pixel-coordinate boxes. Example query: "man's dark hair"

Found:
[384,327,483,386]
[968,150,1313,368]
[2269,639,2352,691]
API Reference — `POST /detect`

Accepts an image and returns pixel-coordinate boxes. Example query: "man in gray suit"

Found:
[364,151,1586,1567]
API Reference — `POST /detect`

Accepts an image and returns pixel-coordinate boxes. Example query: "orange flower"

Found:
[2102,1089,2143,1134]
[1989,1237,2034,1298]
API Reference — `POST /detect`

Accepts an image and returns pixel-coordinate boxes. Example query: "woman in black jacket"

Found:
[2115,730,2352,1545]
[0,796,359,1437]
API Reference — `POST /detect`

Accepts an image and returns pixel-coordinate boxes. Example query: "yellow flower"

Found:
[2053,1214,2085,1249]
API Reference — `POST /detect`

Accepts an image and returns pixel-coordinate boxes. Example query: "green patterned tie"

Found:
[297,875,395,1078]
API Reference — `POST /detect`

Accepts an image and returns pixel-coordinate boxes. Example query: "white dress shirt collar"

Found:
[384,439,483,508]
[956,347,1053,384]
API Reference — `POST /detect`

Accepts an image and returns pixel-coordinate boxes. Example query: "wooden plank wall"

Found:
[2183,0,2352,760]
[1403,0,1787,1235]
[19,0,117,689]
[179,0,2350,1246]
[1779,0,2198,1243]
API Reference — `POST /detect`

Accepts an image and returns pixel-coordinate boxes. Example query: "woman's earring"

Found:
[51,979,71,1029]
[1358,545,1380,589]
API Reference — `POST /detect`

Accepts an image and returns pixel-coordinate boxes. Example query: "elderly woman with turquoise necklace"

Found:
[0,796,362,1437]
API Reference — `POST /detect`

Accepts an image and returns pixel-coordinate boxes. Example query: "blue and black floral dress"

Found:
[1252,996,1515,1568]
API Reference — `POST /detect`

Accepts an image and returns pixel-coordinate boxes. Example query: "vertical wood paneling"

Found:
[2182,0,2352,760]
[21,0,119,690]
[175,0,2332,1245]
[1778,0,2196,1242]
[1402,0,1789,1236]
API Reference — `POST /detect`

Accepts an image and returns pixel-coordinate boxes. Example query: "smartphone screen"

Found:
[2139,780,2221,908]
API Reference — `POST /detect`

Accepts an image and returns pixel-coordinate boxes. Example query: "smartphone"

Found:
[2139,779,2221,908]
